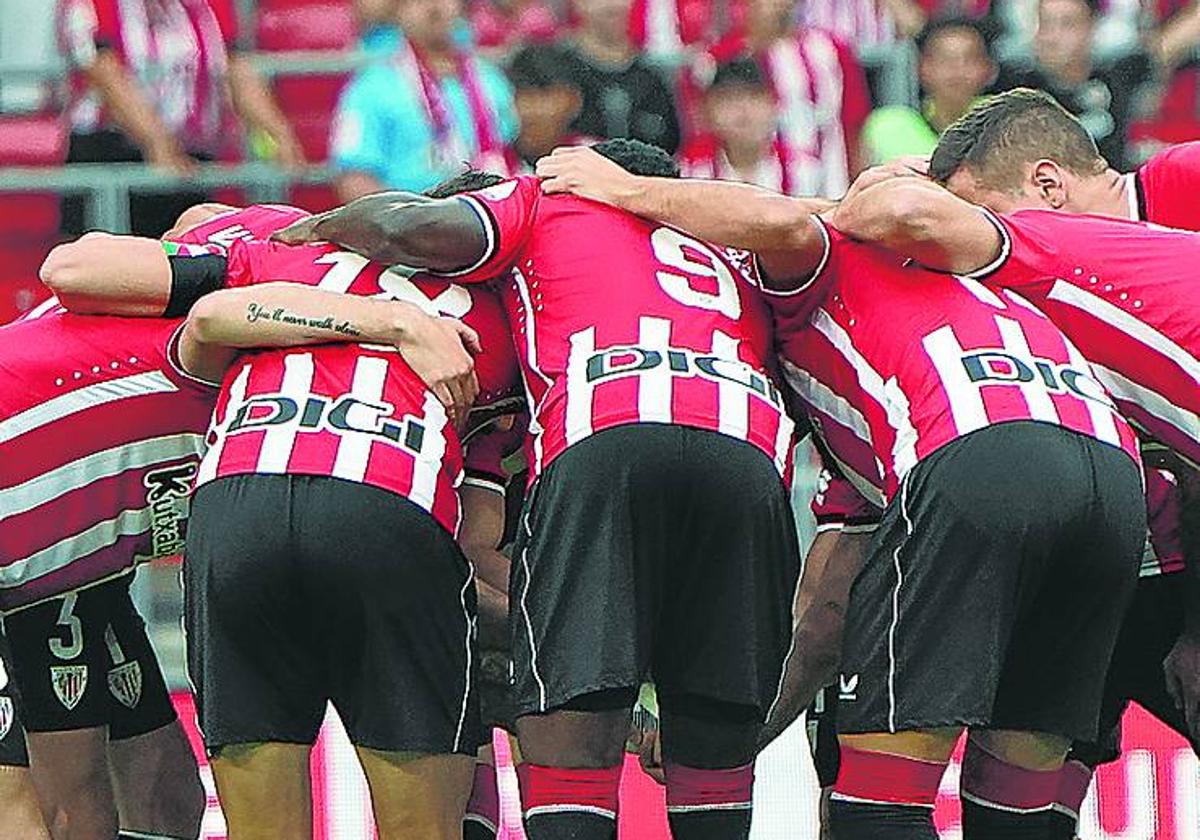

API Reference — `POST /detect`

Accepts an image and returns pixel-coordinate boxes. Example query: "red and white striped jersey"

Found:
[978,208,1200,467]
[445,175,795,482]
[172,203,311,252]
[196,239,522,536]
[0,314,216,612]
[1130,141,1200,231]
[775,220,1140,506]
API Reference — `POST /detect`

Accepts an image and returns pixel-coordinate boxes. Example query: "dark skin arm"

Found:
[272,191,489,273]
[758,528,871,751]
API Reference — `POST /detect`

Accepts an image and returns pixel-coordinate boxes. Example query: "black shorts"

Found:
[1071,572,1197,767]
[4,574,176,738]
[0,628,28,767]
[185,474,480,756]
[509,424,801,719]
[838,422,1145,743]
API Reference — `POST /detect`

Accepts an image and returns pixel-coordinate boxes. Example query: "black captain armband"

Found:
[163,245,229,317]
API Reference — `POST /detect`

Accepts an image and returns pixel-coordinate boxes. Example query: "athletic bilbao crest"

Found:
[0,696,13,741]
[108,661,142,709]
[50,664,88,710]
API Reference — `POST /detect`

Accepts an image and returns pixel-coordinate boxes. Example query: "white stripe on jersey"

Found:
[256,353,316,474]
[638,317,673,424]
[1094,364,1200,453]
[197,363,250,486]
[0,433,204,521]
[774,413,795,476]
[313,250,370,293]
[1061,343,1123,450]
[923,324,989,434]
[954,275,1007,309]
[409,392,449,514]
[780,360,873,444]
[1003,290,1047,316]
[0,506,152,588]
[995,316,1061,424]
[564,327,596,446]
[712,330,749,441]
[1047,280,1200,386]
[0,371,179,444]
[21,297,63,320]
[331,356,389,483]
[812,307,919,476]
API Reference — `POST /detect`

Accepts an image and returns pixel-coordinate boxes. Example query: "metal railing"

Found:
[0,161,335,233]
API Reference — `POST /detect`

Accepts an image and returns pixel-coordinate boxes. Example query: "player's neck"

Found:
[722,140,769,173]
[1081,170,1132,219]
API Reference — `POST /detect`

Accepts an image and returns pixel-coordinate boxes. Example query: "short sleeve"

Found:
[1137,141,1200,229]
[962,207,1062,288]
[437,176,540,281]
[760,215,836,332]
[811,469,882,533]
[330,70,394,182]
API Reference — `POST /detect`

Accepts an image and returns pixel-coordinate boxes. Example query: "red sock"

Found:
[831,746,947,808]
[960,740,1059,812]
[465,763,500,835]
[664,761,755,813]
[517,763,622,822]
[1050,759,1092,822]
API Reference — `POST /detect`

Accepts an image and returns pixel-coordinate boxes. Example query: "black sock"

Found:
[1047,809,1079,840]
[524,811,617,840]
[961,798,1051,839]
[667,808,751,840]
[827,800,939,839]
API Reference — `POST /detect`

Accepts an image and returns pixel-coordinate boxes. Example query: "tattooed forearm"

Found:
[245,302,362,337]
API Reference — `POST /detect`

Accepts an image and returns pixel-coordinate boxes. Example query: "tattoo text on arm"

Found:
[246,302,362,337]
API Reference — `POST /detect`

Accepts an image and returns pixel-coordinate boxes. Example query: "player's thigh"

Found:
[185,476,327,754]
[0,765,49,840]
[296,478,483,759]
[210,742,312,840]
[24,726,116,836]
[652,428,800,725]
[356,747,474,840]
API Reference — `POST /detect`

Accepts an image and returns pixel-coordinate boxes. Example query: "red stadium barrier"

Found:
[173,694,1198,838]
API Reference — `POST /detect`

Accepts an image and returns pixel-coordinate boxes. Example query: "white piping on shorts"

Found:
[519,489,549,711]
[452,559,477,752]
[887,472,914,734]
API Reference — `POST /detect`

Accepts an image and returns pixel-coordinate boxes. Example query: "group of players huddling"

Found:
[2,87,1200,840]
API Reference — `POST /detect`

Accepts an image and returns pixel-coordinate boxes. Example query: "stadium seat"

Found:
[0,112,67,320]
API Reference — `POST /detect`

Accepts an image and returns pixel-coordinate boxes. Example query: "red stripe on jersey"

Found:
[0,314,215,612]
[446,177,796,483]
[774,224,1139,504]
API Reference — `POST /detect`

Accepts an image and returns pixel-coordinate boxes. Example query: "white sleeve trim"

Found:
[760,215,831,298]
[959,206,1012,280]
[432,195,498,278]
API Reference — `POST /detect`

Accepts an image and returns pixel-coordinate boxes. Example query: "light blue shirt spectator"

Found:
[331,35,517,196]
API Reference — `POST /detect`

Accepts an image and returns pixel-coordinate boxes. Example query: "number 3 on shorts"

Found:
[48,592,83,660]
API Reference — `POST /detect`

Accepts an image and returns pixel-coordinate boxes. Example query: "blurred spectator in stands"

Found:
[505,44,596,171]
[803,0,929,45]
[679,58,808,192]
[701,0,871,197]
[996,0,1154,168]
[1128,2,1200,158]
[56,0,305,237]
[861,16,996,163]
[630,0,741,65]
[557,0,682,154]
[469,0,560,58]
[330,0,518,199]
[355,0,404,52]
